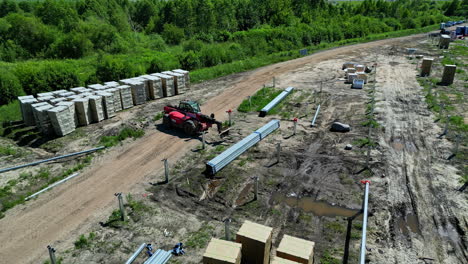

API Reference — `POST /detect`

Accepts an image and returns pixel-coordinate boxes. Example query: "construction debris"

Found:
[330,122,351,132]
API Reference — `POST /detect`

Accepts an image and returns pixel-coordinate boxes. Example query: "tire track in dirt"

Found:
[371,55,467,263]
[0,32,441,264]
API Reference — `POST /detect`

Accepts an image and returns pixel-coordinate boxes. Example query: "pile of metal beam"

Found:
[206,120,280,175]
[143,249,172,264]
[259,87,294,117]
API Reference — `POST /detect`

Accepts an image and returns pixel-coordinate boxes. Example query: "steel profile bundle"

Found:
[143,249,172,264]
[125,243,146,264]
[259,87,294,117]
[206,120,280,175]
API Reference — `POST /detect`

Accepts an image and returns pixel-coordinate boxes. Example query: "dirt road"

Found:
[0,32,447,263]
[368,54,467,263]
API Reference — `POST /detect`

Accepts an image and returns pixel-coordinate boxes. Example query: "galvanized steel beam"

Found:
[206,120,280,175]
[125,243,146,264]
[0,146,105,174]
[259,87,294,117]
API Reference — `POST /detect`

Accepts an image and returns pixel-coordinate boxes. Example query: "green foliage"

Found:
[238,87,282,112]
[321,249,341,264]
[0,0,451,107]
[0,69,23,105]
[74,232,96,249]
[99,127,145,147]
[325,221,345,233]
[153,112,164,121]
[186,224,214,248]
[162,24,185,45]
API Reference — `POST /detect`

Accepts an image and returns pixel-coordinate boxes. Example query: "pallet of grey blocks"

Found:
[17,69,190,137]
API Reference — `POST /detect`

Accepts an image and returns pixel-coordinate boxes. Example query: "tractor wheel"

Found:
[183,120,197,136]
[163,115,172,128]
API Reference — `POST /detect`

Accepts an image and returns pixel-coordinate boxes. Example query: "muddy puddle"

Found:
[273,193,361,218]
[398,213,422,235]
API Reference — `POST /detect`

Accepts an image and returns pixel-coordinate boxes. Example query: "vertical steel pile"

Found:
[441,64,456,85]
[206,120,280,175]
[259,87,294,117]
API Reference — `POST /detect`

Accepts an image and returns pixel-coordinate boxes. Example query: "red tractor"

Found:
[163,100,228,136]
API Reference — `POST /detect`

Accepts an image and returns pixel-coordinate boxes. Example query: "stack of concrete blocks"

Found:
[152,73,175,97]
[96,91,116,119]
[70,87,86,93]
[421,58,434,77]
[162,71,186,95]
[106,88,123,112]
[73,98,92,126]
[139,75,163,100]
[356,73,368,83]
[355,65,365,72]
[88,95,105,123]
[131,77,152,101]
[57,101,78,128]
[66,94,82,101]
[18,96,38,126]
[236,220,273,264]
[347,73,358,84]
[50,97,67,105]
[120,79,146,105]
[173,69,190,87]
[439,35,450,49]
[47,104,76,136]
[271,256,301,264]
[117,85,133,109]
[88,84,106,92]
[103,81,120,88]
[32,103,54,135]
[52,90,67,96]
[203,238,242,264]
[58,91,75,98]
[441,64,456,85]
[342,62,356,70]
[276,235,315,264]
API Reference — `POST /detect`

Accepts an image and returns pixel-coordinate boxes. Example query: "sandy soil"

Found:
[0,31,466,264]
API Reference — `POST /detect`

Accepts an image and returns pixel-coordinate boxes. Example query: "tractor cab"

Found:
[179,100,201,114]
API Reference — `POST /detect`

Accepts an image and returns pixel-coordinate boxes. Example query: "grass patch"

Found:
[238,86,282,112]
[320,249,341,264]
[325,221,345,233]
[186,223,214,248]
[99,126,145,147]
[74,232,96,249]
[153,112,164,121]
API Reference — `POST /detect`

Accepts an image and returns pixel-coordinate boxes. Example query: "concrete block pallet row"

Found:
[17,70,190,138]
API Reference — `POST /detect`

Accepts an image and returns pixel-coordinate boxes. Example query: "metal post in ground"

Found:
[320,81,323,103]
[449,135,461,160]
[114,192,126,221]
[359,180,370,264]
[47,245,57,264]
[273,77,276,88]
[276,142,281,163]
[224,218,231,241]
[253,176,259,200]
[202,132,206,150]
[248,96,252,109]
[293,118,298,135]
[163,158,169,183]
[226,109,232,126]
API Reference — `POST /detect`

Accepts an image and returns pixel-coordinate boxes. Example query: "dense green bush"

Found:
[0,69,23,105]
[14,62,81,95]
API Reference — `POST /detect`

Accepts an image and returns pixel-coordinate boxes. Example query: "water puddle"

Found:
[273,193,361,218]
[398,213,422,235]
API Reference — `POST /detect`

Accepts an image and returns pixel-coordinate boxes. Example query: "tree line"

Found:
[0,0,463,105]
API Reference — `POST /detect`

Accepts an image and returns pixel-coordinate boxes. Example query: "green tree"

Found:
[162,23,184,45]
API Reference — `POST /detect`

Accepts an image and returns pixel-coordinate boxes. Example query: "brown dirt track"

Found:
[0,32,455,264]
